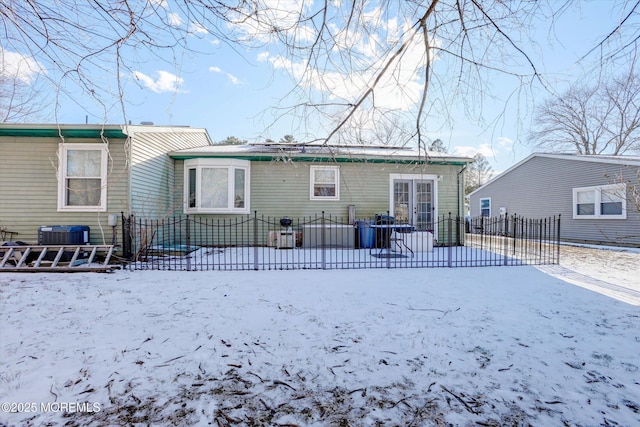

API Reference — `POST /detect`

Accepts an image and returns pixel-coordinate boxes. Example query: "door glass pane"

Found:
[201,168,228,209]
[393,181,410,224]
[415,181,432,231]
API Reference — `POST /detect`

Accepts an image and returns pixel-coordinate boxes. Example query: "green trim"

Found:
[170,153,469,166]
[0,128,127,139]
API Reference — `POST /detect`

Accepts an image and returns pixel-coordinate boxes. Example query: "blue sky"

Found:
[2,1,636,174]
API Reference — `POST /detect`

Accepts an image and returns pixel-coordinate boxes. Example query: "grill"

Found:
[277,217,294,249]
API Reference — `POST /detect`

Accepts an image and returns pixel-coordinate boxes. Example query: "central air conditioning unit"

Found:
[37,225,91,262]
[38,225,90,245]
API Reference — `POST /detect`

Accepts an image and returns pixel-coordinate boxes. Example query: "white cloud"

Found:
[148,0,168,8]
[250,5,429,113]
[133,70,185,93]
[226,73,241,85]
[168,13,183,27]
[209,66,242,85]
[189,22,209,35]
[496,136,513,148]
[0,48,44,84]
[230,0,313,43]
[453,143,495,159]
[259,37,426,112]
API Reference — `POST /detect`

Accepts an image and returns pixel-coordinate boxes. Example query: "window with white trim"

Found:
[480,197,491,217]
[184,159,250,214]
[573,184,626,219]
[310,166,340,200]
[58,144,108,212]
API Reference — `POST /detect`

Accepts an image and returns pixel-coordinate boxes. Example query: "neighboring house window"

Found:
[480,198,491,217]
[573,184,626,219]
[310,166,340,200]
[58,144,108,212]
[184,159,250,214]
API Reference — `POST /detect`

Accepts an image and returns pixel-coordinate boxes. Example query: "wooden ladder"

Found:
[0,245,118,272]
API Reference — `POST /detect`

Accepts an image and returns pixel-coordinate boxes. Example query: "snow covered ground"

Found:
[1,245,639,426]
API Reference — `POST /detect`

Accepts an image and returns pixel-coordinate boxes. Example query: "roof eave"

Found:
[0,124,127,139]
[168,150,472,166]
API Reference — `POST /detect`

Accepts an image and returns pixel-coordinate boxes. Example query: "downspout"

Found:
[122,125,134,216]
[457,164,468,245]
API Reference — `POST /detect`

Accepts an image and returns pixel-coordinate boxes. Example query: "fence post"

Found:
[185,215,191,271]
[253,211,259,270]
[321,211,326,270]
[447,213,452,267]
[503,214,509,266]
[121,212,131,260]
[386,211,391,269]
[511,214,517,258]
[479,215,484,251]
[538,219,543,263]
[556,214,561,264]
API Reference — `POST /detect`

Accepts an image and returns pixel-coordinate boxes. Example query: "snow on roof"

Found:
[169,142,473,164]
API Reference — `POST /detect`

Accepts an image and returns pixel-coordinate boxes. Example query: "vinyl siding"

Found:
[169,159,464,246]
[469,156,640,246]
[130,130,211,218]
[0,136,129,245]
[173,159,462,219]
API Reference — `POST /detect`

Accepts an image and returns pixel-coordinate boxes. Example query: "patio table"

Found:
[370,223,416,257]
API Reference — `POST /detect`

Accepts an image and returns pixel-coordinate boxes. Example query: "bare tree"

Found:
[529,74,640,155]
[465,153,493,195]
[1,1,639,147]
[631,169,640,216]
[0,50,48,122]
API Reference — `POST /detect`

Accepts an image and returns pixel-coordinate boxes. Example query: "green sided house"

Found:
[0,123,472,250]
[167,142,473,244]
[0,123,212,245]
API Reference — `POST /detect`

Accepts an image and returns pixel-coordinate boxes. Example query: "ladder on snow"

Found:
[0,245,118,272]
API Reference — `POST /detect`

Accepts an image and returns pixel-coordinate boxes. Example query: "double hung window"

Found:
[480,198,491,217]
[58,144,108,212]
[310,166,340,200]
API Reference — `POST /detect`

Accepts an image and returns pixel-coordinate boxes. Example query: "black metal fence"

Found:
[121,212,560,271]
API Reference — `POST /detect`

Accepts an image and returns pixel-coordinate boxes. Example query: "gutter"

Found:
[168,153,471,166]
[0,127,127,139]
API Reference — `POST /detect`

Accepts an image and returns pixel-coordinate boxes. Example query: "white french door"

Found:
[390,175,436,232]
